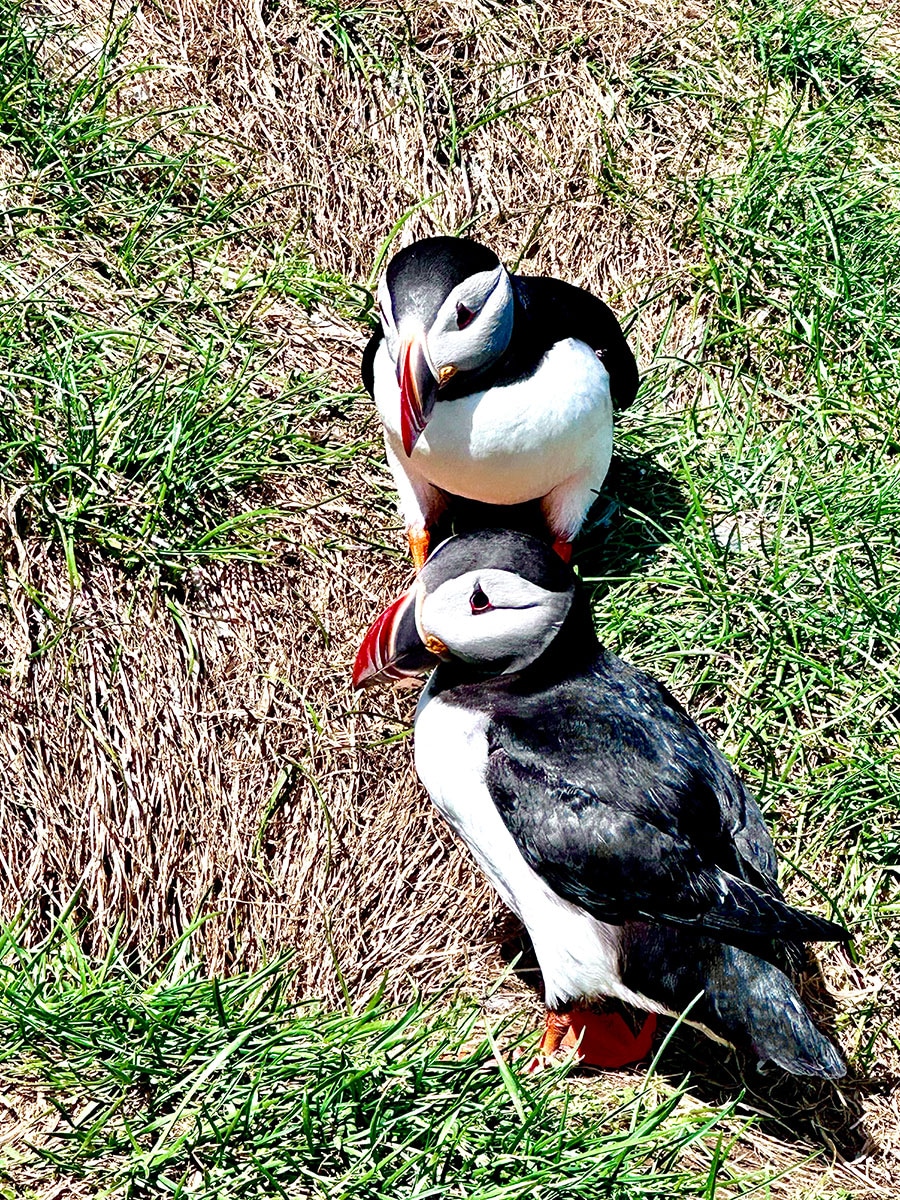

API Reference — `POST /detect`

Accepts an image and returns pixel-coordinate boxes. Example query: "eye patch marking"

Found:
[470,585,492,613]
[456,302,475,329]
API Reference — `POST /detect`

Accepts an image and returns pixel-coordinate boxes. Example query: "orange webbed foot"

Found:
[408,526,431,572]
[523,1008,656,1073]
[562,1010,657,1069]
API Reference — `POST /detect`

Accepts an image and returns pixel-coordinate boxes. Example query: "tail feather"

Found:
[622,927,845,1079]
[706,945,845,1078]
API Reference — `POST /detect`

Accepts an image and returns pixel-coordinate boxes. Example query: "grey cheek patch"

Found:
[498,592,573,673]
[428,269,513,373]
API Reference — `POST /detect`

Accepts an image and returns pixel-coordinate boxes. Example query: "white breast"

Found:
[373,339,613,507]
[413,681,662,1012]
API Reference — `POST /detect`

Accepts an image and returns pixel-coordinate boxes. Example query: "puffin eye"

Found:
[470,585,492,613]
[456,303,475,330]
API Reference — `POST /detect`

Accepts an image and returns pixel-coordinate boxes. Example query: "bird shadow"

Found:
[431,449,688,589]
[572,449,689,587]
[495,915,878,1164]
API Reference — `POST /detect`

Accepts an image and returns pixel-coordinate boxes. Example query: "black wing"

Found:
[513,276,639,411]
[361,326,384,397]
[485,655,846,948]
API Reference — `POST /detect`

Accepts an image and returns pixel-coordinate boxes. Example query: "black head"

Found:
[420,528,573,596]
[384,236,501,329]
[354,530,583,687]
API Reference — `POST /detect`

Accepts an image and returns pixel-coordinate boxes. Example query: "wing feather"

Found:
[514,276,639,410]
[484,658,846,949]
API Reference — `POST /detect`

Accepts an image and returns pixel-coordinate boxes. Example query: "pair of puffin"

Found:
[356,237,846,1077]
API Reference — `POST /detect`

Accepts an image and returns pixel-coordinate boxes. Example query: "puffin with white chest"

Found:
[363,237,639,570]
[353,530,847,1077]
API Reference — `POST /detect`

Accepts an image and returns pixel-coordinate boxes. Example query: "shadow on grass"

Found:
[431,449,688,586]
[651,1009,878,1164]
[496,915,876,1164]
[574,449,689,588]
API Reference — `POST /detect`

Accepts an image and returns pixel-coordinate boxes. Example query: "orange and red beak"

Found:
[398,333,439,457]
[352,587,440,689]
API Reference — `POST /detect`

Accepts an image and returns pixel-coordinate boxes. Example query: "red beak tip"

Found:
[353,590,415,689]
[400,402,424,458]
[351,646,378,690]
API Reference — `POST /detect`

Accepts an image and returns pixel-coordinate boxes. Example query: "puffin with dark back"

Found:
[353,530,847,1077]
[363,237,639,570]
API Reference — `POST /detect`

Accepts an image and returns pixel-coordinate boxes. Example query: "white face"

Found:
[418,567,573,674]
[377,266,514,376]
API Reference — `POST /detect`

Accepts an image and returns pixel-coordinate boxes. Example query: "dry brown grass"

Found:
[108,0,734,334]
[1,0,899,1195]
[0,309,505,1002]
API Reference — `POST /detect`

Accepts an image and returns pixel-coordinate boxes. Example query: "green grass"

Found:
[0,0,370,570]
[0,918,745,1199]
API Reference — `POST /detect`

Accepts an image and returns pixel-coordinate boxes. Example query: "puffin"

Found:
[352,530,847,1077]
[362,237,639,570]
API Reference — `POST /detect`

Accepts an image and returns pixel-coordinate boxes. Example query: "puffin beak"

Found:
[397,332,439,457]
[352,587,442,689]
